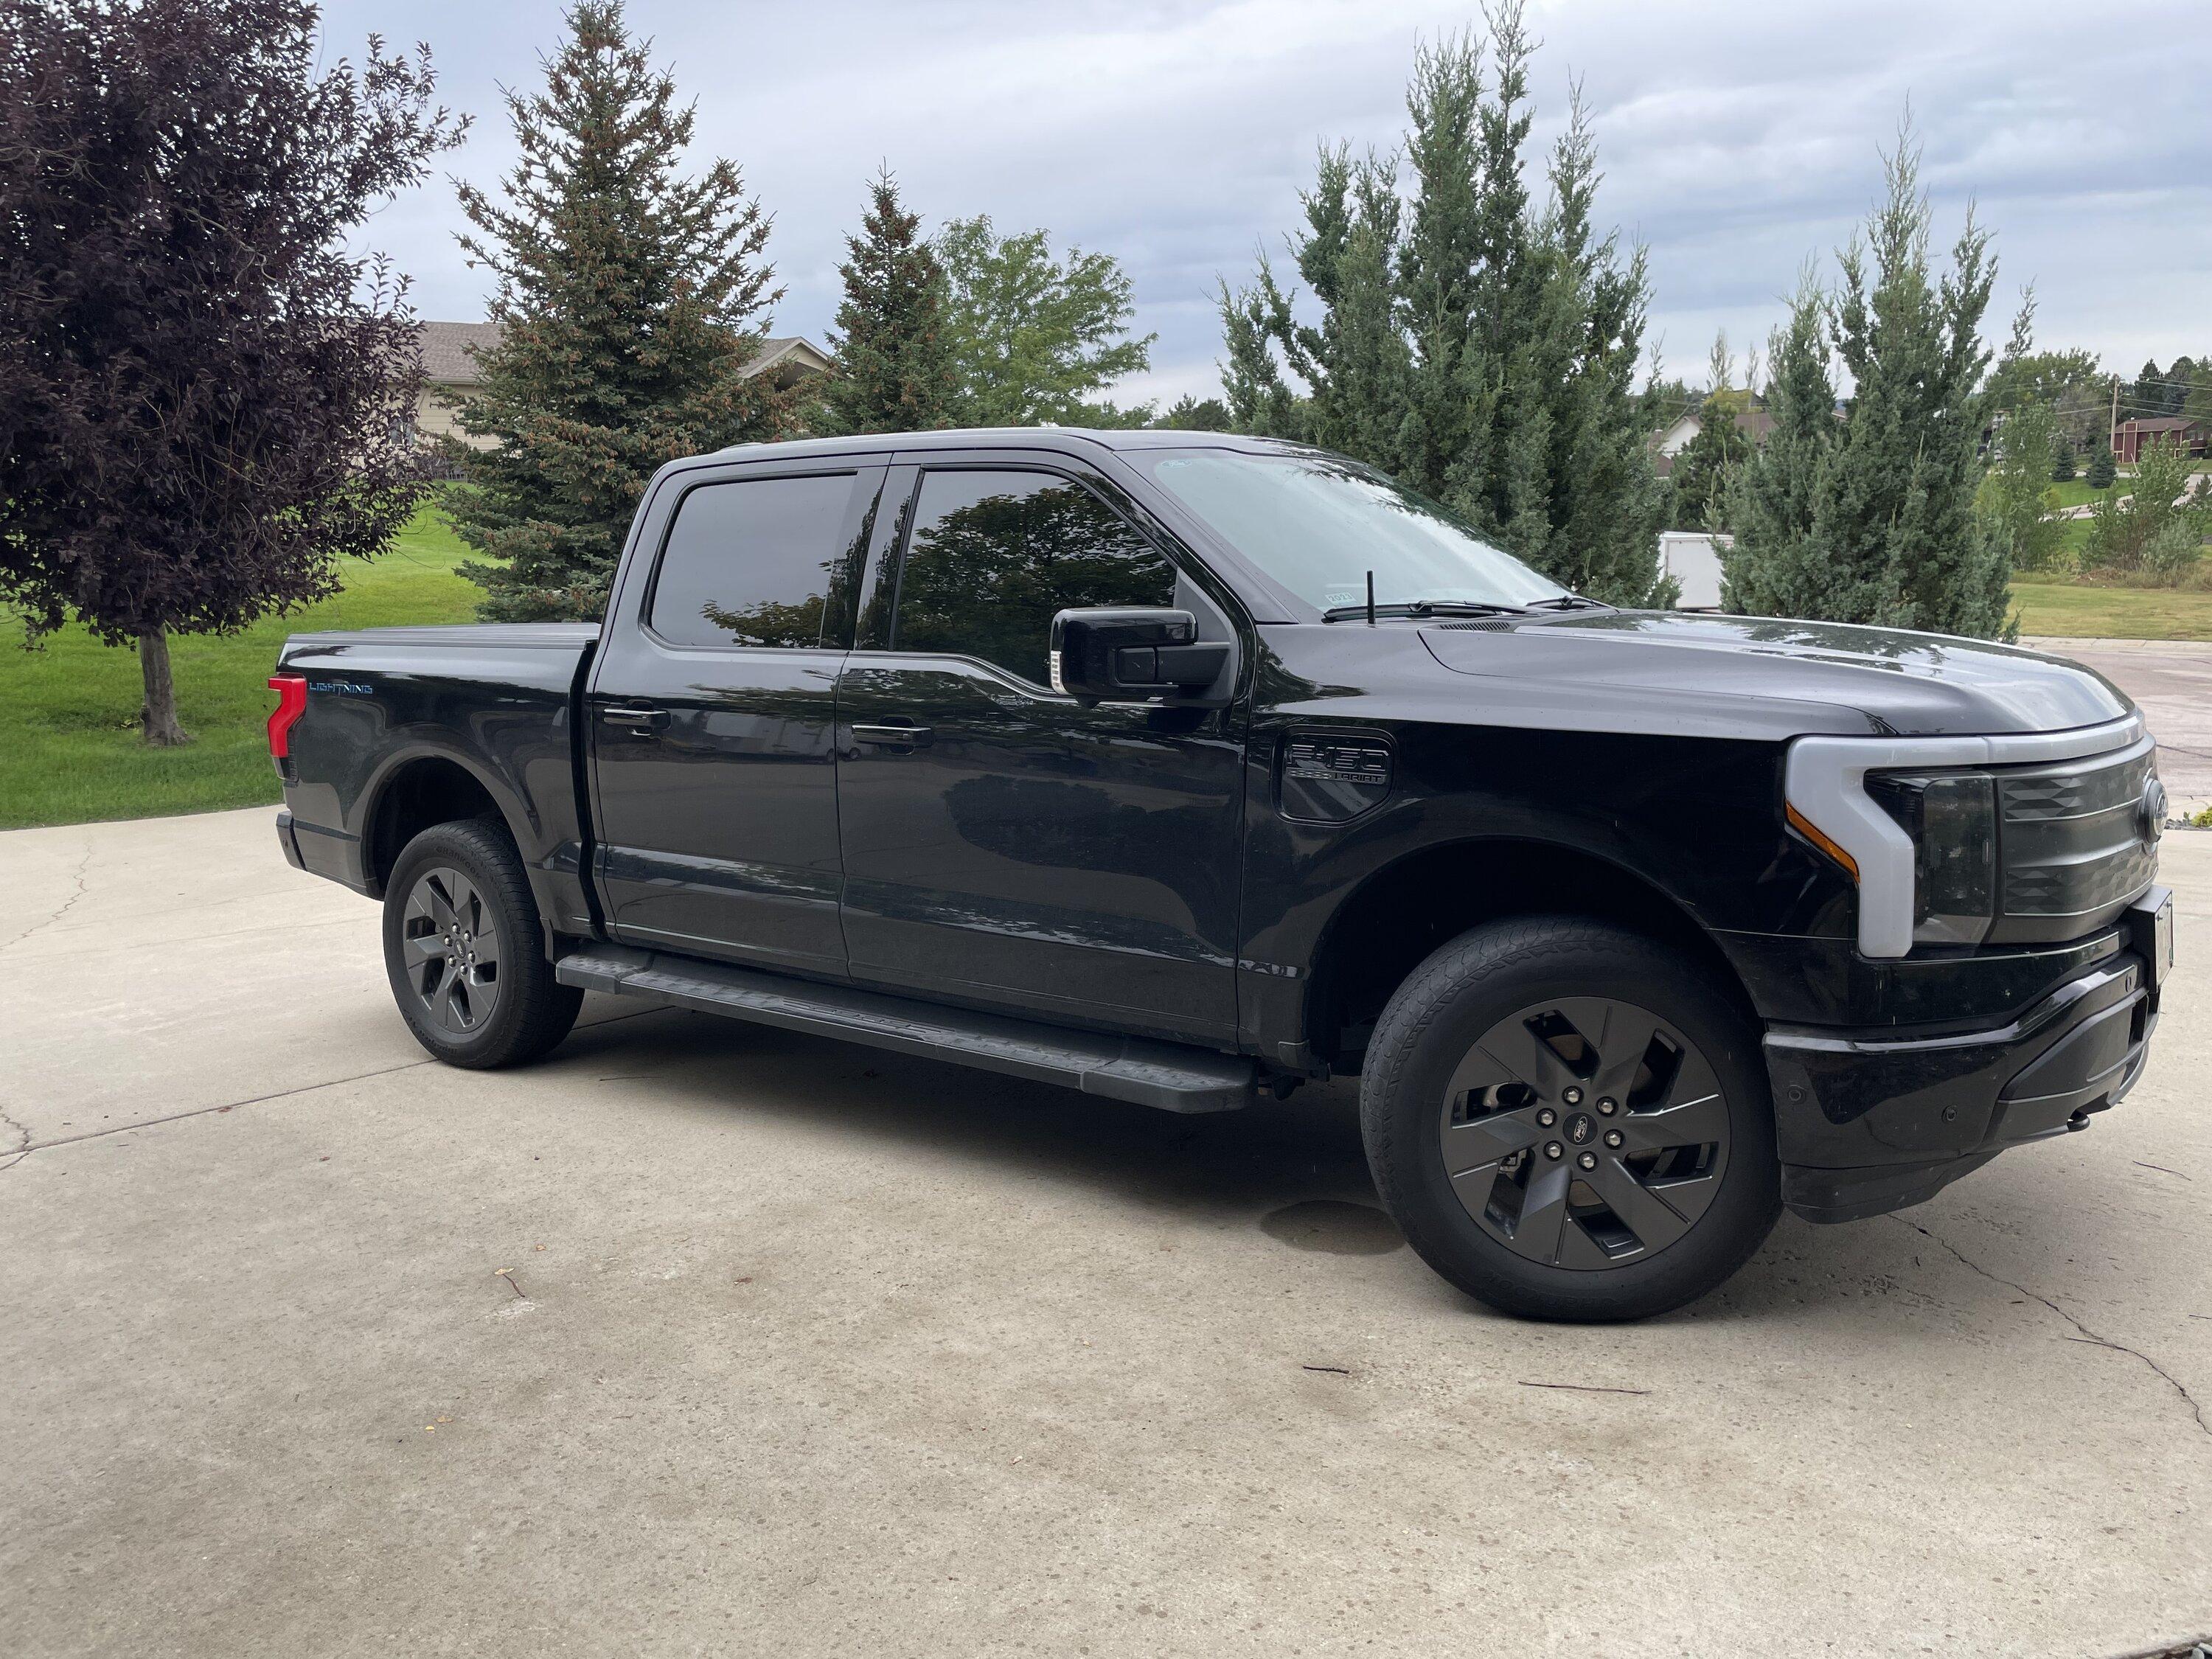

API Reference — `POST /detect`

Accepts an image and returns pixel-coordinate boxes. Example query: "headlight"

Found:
[1865,771,1997,947]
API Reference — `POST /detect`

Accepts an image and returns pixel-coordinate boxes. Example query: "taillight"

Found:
[267,675,308,770]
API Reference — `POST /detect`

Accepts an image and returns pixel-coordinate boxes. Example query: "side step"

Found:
[555,945,1256,1114]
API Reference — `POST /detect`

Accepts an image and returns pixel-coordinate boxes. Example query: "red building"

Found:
[2113,415,2208,465]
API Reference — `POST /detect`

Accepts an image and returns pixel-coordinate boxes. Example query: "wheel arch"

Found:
[1303,837,1755,1071]
[358,749,518,899]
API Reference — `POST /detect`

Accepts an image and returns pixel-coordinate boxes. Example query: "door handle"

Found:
[849,723,933,748]
[600,704,669,731]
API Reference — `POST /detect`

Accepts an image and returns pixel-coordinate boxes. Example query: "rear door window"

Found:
[650,473,858,648]
[891,470,1175,686]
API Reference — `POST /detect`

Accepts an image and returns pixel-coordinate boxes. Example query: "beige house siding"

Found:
[411,321,827,454]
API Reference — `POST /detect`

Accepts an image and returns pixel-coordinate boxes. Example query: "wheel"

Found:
[381,818,582,1069]
[1361,917,1781,1322]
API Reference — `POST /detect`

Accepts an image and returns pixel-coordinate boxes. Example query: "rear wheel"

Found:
[1361,917,1780,1321]
[382,819,582,1069]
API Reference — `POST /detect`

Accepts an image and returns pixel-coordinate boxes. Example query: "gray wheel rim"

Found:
[1437,996,1728,1271]
[400,866,502,1036]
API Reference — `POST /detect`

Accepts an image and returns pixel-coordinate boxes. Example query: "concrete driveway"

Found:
[2025,636,2212,814]
[3,807,2208,1659]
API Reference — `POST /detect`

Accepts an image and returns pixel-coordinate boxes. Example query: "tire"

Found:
[1360,917,1781,1322]
[381,818,583,1069]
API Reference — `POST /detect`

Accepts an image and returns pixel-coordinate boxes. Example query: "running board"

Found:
[555,945,1256,1113]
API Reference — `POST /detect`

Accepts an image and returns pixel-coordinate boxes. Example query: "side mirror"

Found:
[1049,608,1231,704]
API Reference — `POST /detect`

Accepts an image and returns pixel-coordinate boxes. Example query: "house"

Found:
[412,321,831,449]
[2113,415,2208,466]
[1648,400,1777,478]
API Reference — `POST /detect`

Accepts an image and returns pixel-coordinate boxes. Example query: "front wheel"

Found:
[381,818,582,1069]
[1361,917,1781,1322]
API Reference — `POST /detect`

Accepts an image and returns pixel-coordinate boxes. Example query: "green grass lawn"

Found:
[0,507,479,830]
[2009,580,2212,641]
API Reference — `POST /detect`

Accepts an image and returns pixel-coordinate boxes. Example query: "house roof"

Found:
[2121,416,2205,433]
[415,321,827,388]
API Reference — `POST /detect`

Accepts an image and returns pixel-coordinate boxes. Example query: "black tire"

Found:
[1361,917,1781,1322]
[381,818,583,1070]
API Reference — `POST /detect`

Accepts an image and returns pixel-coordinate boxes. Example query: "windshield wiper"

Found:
[1522,595,1613,612]
[1322,599,1529,623]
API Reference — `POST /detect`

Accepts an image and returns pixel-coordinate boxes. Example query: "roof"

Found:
[700,427,1303,463]
[2121,416,2205,433]
[414,321,827,388]
[418,320,502,383]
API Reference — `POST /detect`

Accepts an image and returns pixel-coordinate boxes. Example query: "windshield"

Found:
[1133,449,1568,613]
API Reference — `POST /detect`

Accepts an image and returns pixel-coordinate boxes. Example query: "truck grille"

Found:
[1992,736,2158,942]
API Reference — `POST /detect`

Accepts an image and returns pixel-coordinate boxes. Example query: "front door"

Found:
[835,462,1245,1043]
[588,461,883,977]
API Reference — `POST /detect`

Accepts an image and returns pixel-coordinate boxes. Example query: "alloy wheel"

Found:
[399,866,502,1036]
[1437,996,1728,1270]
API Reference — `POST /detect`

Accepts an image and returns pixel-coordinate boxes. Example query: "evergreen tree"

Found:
[936,217,1155,426]
[821,168,954,436]
[2050,430,2076,481]
[1722,131,2014,639]
[447,1,788,621]
[1217,8,1665,603]
[1667,333,1755,531]
[2086,434,2117,489]
[1721,272,1836,614]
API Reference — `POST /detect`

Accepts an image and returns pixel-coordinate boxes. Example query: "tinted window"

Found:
[650,473,857,647]
[892,470,1175,686]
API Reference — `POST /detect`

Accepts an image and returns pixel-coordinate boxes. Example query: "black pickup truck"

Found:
[271,428,2174,1321]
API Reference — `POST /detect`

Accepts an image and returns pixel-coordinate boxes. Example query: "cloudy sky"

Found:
[327,0,2211,411]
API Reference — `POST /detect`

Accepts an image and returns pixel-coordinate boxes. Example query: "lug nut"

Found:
[1604,1129,1624,1150]
[1544,1141,1565,1161]
[1576,1151,1597,1171]
[1535,1107,1557,1128]
[1597,1098,1617,1116]
[1563,1087,1583,1106]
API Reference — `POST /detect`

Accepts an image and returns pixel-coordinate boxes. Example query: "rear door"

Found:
[833,455,1246,1044]
[588,456,884,976]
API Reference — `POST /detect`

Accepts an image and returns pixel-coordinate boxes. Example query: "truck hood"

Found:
[1406,610,2130,738]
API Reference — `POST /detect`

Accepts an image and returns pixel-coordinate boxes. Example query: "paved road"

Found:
[4,808,2209,1658]
[2026,636,2212,812]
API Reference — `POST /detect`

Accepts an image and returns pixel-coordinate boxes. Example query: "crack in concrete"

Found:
[1,841,94,956]
[1899,1217,2209,1443]
[6,1005,669,1164]
[0,1102,31,1173]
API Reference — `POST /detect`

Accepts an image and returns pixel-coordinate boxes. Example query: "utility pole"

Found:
[2110,373,2121,459]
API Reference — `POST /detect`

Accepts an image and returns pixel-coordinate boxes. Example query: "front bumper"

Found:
[1767,888,2168,1224]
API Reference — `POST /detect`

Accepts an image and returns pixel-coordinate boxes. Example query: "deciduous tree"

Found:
[0,0,462,744]
[936,217,1155,427]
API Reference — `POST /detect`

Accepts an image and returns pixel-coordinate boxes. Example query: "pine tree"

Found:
[1668,333,1755,531]
[2050,430,2076,481]
[1721,129,2014,639]
[2087,434,2117,489]
[1721,273,1836,614]
[446,1,787,621]
[821,168,954,436]
[1217,7,1665,604]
